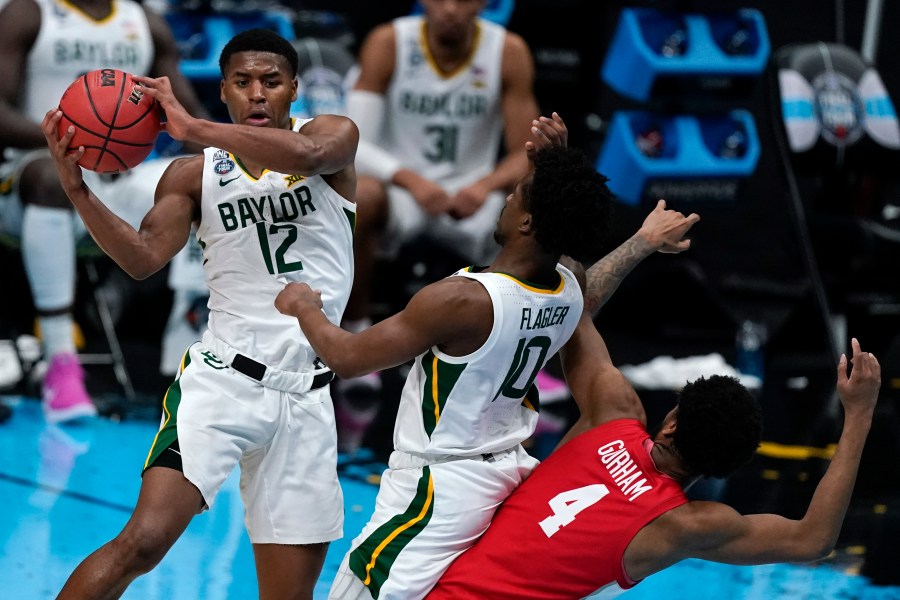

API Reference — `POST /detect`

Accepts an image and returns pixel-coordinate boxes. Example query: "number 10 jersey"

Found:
[393,265,582,457]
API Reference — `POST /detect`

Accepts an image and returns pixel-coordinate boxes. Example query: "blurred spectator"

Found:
[0,0,209,421]
[339,0,556,451]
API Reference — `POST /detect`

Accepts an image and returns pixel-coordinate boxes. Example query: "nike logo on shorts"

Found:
[219,175,241,186]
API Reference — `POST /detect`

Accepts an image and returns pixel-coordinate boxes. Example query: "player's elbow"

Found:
[290,141,344,176]
[792,533,838,563]
[120,261,157,281]
[808,538,838,562]
[311,342,364,379]
[327,359,369,380]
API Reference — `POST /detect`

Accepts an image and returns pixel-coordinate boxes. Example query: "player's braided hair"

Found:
[219,28,299,78]
[672,375,762,478]
[526,146,614,264]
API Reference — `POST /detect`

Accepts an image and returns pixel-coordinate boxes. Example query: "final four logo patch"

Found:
[214,159,236,175]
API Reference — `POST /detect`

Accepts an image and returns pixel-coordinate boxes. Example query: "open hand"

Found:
[837,338,880,415]
[637,199,700,254]
[132,75,191,142]
[526,112,568,160]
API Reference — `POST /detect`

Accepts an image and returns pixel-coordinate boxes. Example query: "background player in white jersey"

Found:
[274,113,613,599]
[336,0,548,429]
[42,28,359,599]
[0,0,209,422]
[431,210,881,599]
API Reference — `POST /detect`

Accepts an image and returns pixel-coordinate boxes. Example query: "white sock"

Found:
[40,314,76,357]
[22,205,77,356]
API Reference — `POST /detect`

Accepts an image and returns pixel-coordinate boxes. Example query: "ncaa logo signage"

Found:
[812,72,864,147]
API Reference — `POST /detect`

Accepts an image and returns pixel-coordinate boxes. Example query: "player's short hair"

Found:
[526,146,614,264]
[673,375,762,478]
[219,28,299,78]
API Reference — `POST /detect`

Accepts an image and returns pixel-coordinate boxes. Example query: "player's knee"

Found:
[20,158,72,209]
[113,525,175,573]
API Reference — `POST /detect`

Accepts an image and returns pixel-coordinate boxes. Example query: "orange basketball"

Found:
[57,69,161,174]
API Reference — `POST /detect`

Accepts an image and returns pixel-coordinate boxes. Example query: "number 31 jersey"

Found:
[196,118,356,372]
[393,266,582,457]
[384,15,505,190]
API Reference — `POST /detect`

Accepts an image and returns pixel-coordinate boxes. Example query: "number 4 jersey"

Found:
[196,117,356,372]
[429,419,689,599]
[393,265,582,457]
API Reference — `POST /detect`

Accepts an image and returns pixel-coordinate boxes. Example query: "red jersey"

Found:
[428,419,688,600]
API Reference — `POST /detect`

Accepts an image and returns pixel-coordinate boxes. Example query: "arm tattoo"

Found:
[584,234,654,315]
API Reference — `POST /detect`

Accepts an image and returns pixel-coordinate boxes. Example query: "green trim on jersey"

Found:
[420,350,467,437]
[143,348,191,469]
[461,266,564,293]
[232,155,267,181]
[343,207,357,234]
[349,467,435,598]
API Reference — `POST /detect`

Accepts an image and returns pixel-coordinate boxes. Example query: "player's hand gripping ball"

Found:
[57,68,161,173]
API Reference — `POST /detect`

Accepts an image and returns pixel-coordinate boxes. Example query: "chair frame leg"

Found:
[80,260,136,402]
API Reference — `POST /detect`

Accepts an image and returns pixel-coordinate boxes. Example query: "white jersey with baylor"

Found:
[196,117,356,372]
[384,15,505,191]
[21,0,153,125]
[393,264,583,457]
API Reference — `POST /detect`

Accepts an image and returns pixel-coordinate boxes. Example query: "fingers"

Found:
[42,109,67,142]
[849,337,867,376]
[530,113,568,148]
[42,109,85,163]
[837,352,848,385]
[847,338,881,381]
[131,75,165,87]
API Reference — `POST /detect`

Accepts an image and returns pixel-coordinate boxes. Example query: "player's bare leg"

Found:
[254,542,329,600]
[56,468,204,600]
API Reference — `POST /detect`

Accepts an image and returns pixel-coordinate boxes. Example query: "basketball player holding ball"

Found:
[56,68,163,174]
[44,28,359,599]
[0,0,209,423]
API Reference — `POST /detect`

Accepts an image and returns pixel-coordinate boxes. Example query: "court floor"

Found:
[2,394,899,600]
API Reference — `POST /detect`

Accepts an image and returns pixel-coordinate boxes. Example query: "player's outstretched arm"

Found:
[276,277,492,378]
[584,200,699,315]
[675,339,880,567]
[133,75,359,178]
[557,310,646,447]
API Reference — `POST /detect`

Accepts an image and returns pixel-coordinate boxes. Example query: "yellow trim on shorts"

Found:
[143,350,188,469]
[362,472,435,586]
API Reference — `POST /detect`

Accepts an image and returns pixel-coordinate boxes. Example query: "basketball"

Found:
[57,69,161,174]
